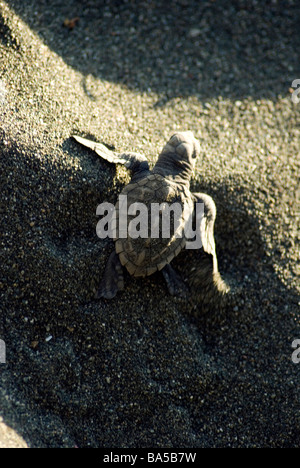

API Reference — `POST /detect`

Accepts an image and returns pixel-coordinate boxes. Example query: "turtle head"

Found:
[153,131,200,183]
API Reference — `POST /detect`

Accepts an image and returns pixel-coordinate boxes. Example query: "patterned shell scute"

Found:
[114,174,194,277]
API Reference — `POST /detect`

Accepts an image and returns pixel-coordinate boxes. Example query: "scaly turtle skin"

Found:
[73,131,223,299]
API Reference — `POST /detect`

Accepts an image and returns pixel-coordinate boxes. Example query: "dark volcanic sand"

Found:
[0,0,299,448]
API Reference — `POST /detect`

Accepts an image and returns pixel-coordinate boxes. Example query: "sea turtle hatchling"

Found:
[73,131,225,300]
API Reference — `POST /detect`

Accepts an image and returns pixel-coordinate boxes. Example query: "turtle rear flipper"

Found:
[96,251,125,299]
[162,264,189,298]
[73,135,149,176]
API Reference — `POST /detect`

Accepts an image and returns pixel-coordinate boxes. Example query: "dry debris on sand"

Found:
[0,0,299,448]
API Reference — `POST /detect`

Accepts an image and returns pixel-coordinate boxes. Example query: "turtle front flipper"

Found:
[73,135,149,177]
[189,193,230,310]
[192,192,218,274]
[96,251,125,299]
[162,264,189,298]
